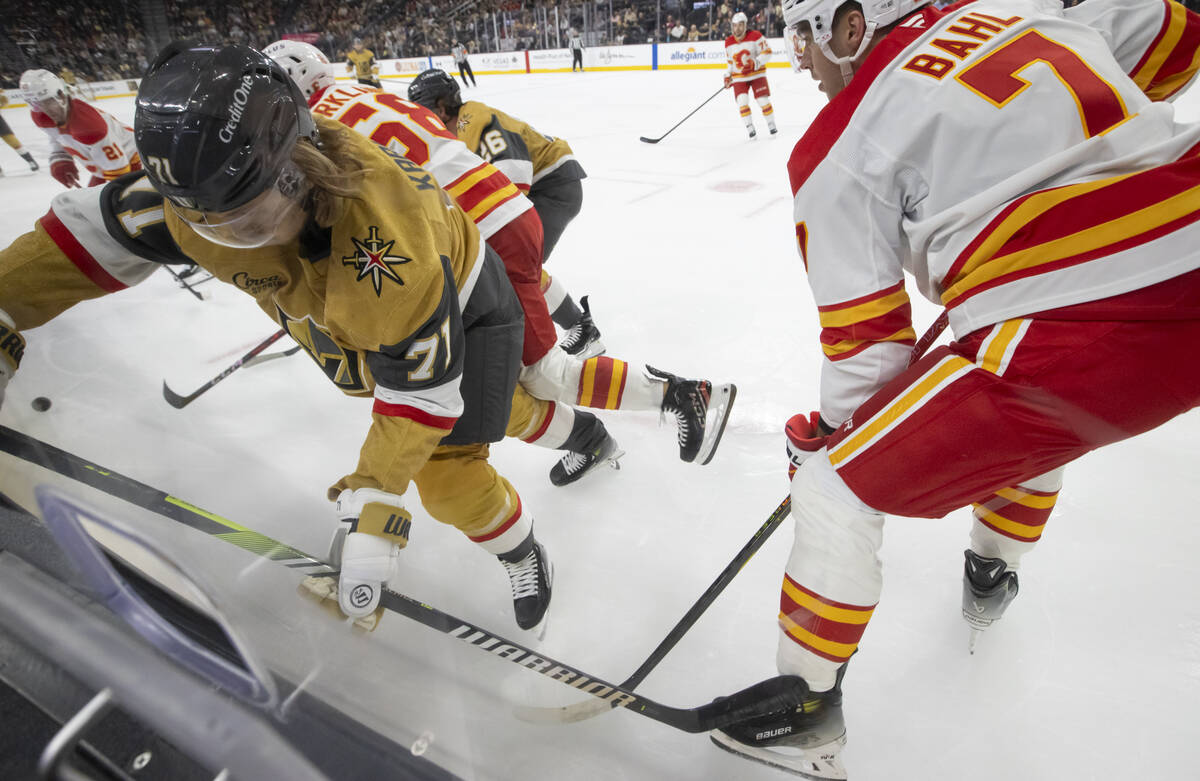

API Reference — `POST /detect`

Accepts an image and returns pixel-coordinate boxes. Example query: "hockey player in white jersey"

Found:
[19,69,140,188]
[710,0,1200,776]
[724,12,777,138]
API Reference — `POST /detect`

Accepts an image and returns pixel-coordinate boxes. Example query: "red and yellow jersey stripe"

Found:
[817,281,917,362]
[779,575,875,664]
[940,150,1200,312]
[1130,0,1200,101]
[312,86,533,240]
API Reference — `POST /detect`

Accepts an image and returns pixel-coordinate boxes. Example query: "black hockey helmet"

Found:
[407,69,462,114]
[135,41,318,213]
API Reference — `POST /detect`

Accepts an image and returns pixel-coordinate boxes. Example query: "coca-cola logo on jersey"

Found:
[232,270,285,294]
[219,74,254,144]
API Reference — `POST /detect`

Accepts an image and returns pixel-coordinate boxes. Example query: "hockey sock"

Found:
[969,467,1062,568]
[575,357,663,411]
[542,272,583,329]
[516,400,575,449]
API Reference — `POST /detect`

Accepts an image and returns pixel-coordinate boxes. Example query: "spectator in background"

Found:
[688,24,701,41]
[670,19,687,40]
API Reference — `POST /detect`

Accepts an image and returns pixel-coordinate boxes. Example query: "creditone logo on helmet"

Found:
[219,73,255,144]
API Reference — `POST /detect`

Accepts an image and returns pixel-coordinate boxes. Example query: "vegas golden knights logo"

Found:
[342,226,412,296]
[276,309,367,393]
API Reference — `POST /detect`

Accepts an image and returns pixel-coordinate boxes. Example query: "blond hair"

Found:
[291,120,370,227]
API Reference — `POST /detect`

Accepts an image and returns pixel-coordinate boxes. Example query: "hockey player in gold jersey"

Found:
[0,43,552,633]
[264,46,739,482]
[408,68,601,358]
[345,38,381,88]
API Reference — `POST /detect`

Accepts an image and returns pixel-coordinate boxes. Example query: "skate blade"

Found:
[697,383,737,466]
[968,627,982,655]
[710,731,847,780]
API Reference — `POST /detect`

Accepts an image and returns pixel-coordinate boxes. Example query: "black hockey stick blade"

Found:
[0,425,807,734]
[639,136,662,144]
[161,330,288,409]
[162,380,199,409]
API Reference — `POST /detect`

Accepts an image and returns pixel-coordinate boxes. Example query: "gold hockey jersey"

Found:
[346,48,378,79]
[0,120,487,500]
[453,100,586,193]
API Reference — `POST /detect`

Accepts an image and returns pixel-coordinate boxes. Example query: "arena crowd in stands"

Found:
[3,0,1197,89]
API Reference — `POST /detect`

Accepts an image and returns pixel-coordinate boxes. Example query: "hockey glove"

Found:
[723,74,733,89]
[786,411,832,480]
[0,311,24,411]
[50,159,80,189]
[304,487,410,629]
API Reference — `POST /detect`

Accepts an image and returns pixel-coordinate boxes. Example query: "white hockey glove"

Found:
[786,411,832,480]
[519,344,577,402]
[0,311,25,411]
[303,487,410,629]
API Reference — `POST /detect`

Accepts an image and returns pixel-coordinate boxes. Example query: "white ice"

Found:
[1,69,1199,781]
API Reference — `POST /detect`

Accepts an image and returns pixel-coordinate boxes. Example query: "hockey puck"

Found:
[31,396,52,412]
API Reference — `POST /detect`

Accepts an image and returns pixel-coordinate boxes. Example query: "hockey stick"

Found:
[161,264,206,302]
[516,494,793,724]
[517,311,951,724]
[162,330,289,409]
[243,344,303,369]
[0,425,808,734]
[640,86,727,144]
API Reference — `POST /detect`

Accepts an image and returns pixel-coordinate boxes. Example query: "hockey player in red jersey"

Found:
[724,12,777,138]
[710,0,1200,776]
[19,69,140,188]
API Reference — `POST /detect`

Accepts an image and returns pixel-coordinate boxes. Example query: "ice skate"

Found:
[500,539,553,638]
[748,126,758,139]
[711,674,847,780]
[962,549,1019,653]
[550,427,623,487]
[559,295,605,359]
[646,365,737,465]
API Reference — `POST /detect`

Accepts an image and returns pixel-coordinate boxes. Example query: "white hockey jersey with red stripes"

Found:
[31,100,139,181]
[310,84,532,240]
[726,30,771,82]
[789,0,1200,425]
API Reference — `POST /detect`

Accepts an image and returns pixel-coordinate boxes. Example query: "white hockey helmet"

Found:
[732,11,749,24]
[263,39,336,100]
[19,68,70,123]
[782,0,931,67]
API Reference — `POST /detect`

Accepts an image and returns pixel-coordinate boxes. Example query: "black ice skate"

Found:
[962,549,1019,654]
[559,295,606,359]
[711,671,848,780]
[748,126,758,139]
[550,419,623,487]
[499,537,553,637]
[646,365,737,465]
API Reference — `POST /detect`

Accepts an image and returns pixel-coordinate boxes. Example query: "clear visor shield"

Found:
[169,163,308,250]
[30,93,69,124]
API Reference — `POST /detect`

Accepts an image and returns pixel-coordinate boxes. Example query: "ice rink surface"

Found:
[1,68,1199,780]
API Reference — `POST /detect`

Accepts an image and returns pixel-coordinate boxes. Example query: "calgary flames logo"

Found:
[342,226,412,296]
